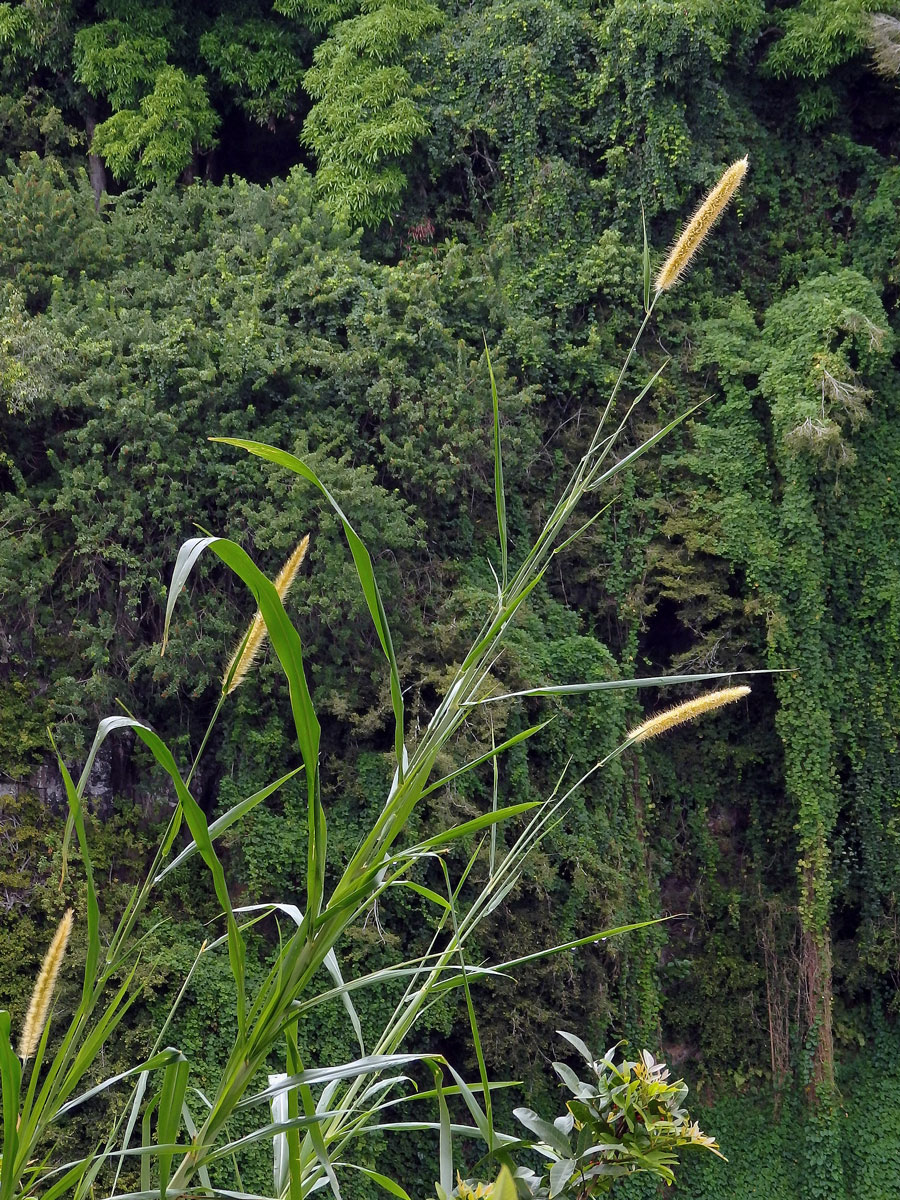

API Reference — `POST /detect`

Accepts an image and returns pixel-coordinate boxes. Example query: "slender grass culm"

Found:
[0,157,753,1200]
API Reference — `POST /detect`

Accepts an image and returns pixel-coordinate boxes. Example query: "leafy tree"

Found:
[301,0,443,224]
[90,65,219,184]
[199,14,308,125]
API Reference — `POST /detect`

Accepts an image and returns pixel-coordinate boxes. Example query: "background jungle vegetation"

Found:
[2,2,900,1198]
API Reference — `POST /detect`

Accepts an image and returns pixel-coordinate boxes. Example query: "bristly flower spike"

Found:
[654,156,748,293]
[627,685,751,744]
[223,534,310,696]
[19,908,74,1060]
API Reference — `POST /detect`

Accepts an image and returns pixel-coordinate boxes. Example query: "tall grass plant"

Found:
[0,160,751,1200]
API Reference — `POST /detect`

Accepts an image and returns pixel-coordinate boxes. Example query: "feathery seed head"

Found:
[627,685,751,744]
[223,534,309,696]
[19,908,74,1060]
[654,157,748,293]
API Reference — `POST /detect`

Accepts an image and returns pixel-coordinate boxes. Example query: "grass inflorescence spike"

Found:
[655,157,748,293]
[19,908,74,1060]
[224,534,310,696]
[627,686,751,744]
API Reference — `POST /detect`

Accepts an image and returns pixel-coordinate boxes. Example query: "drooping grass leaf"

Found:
[212,438,406,779]
[55,1048,182,1119]
[163,534,325,921]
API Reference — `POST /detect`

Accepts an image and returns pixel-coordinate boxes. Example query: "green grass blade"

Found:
[211,438,406,779]
[161,536,217,655]
[111,1068,151,1197]
[154,768,301,884]
[292,963,507,1013]
[405,803,541,853]
[180,1101,213,1192]
[429,1064,453,1199]
[641,202,651,313]
[418,722,550,800]
[238,1055,430,1109]
[203,1112,341,1163]
[490,722,499,879]
[140,1093,158,1193]
[0,1012,22,1200]
[465,667,777,705]
[552,501,614,558]
[233,903,365,1055]
[55,1047,181,1119]
[443,918,672,986]
[37,1158,94,1200]
[396,881,451,911]
[158,1053,190,1200]
[127,720,248,1037]
[445,1058,492,1151]
[299,1073,342,1200]
[76,715,137,796]
[53,964,143,1113]
[284,1023,304,1200]
[587,403,699,492]
[443,861,494,1148]
[50,735,100,1009]
[334,1164,412,1200]
[107,1191,272,1200]
[459,568,546,674]
[484,340,508,592]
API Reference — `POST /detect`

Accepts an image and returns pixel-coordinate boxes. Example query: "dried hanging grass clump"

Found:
[223,534,310,695]
[655,157,748,293]
[627,686,751,744]
[868,13,900,77]
[19,909,74,1060]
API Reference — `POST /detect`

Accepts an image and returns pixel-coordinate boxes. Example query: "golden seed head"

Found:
[654,156,748,293]
[627,685,751,744]
[19,909,74,1061]
[223,534,310,696]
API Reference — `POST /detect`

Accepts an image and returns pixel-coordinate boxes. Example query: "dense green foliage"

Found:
[2,1,900,1197]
